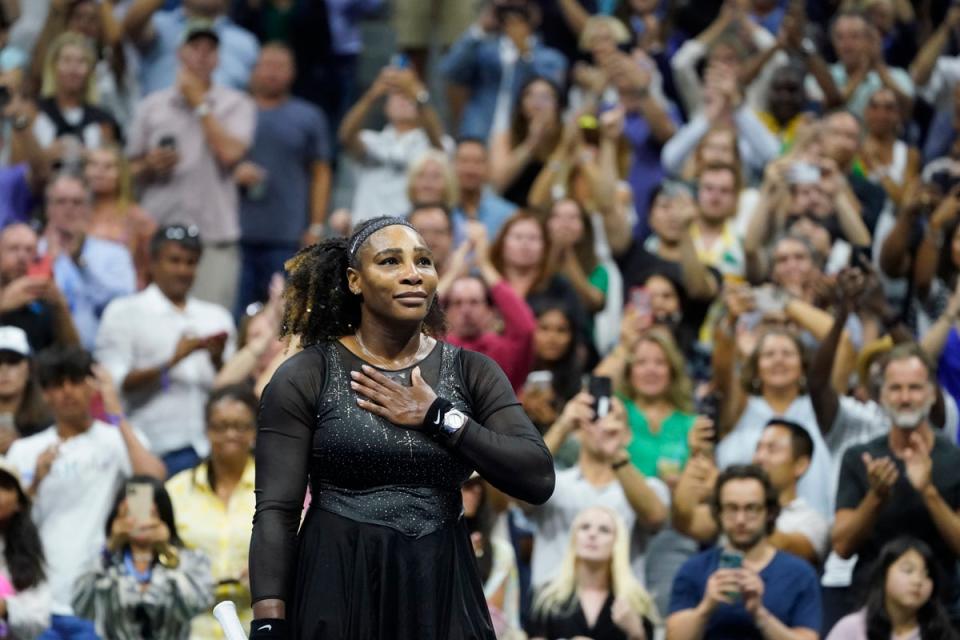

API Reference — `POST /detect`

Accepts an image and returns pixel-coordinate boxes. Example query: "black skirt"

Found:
[290,508,496,640]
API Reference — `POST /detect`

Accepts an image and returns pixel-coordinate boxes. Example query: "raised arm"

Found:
[338,70,390,159]
[122,0,163,47]
[910,7,960,88]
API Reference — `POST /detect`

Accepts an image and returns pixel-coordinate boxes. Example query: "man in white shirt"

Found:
[673,419,830,565]
[5,346,164,636]
[95,225,236,477]
[338,62,449,223]
[529,393,669,587]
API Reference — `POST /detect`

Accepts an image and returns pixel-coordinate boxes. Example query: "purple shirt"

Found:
[0,164,33,227]
[624,103,681,240]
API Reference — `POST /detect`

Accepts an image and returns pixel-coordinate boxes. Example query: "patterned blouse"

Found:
[72,548,213,640]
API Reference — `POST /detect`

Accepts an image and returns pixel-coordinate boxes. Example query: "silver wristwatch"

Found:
[440,408,468,437]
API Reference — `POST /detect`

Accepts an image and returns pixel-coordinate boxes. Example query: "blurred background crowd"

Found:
[0,0,959,638]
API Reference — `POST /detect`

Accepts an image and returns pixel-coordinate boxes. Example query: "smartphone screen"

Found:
[126,482,154,527]
[587,375,612,419]
[26,255,53,279]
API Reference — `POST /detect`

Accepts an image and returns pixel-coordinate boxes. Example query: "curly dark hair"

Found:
[280,218,445,347]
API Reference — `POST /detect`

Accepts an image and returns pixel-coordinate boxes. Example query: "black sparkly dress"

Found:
[250,341,555,639]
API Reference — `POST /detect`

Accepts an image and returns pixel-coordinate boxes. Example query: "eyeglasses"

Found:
[719,503,766,518]
[163,225,200,241]
[207,421,255,435]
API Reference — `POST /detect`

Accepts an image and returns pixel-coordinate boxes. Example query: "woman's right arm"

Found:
[249,351,322,621]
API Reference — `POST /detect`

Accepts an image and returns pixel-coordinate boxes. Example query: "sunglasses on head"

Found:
[163,225,200,241]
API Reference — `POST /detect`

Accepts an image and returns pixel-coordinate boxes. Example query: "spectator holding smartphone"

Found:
[667,464,821,640]
[167,385,257,638]
[95,225,236,477]
[73,476,213,640]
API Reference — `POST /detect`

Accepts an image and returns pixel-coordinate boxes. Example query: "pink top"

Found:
[826,609,921,640]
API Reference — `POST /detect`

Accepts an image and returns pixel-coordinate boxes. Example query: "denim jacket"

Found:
[441,28,567,140]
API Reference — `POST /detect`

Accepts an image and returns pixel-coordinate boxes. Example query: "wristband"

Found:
[250,618,287,639]
[422,397,453,436]
[611,458,631,471]
[105,413,123,427]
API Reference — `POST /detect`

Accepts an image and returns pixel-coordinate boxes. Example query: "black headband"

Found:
[348,217,417,258]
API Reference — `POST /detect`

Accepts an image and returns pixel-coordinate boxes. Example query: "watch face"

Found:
[442,409,467,434]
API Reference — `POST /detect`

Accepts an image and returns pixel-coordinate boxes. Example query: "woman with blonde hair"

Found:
[407,149,458,210]
[85,145,157,288]
[616,330,699,485]
[528,505,657,640]
[33,31,119,164]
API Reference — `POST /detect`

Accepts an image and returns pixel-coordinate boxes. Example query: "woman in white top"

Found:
[826,537,957,640]
[714,325,833,519]
[861,86,920,206]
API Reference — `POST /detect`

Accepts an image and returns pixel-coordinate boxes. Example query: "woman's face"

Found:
[348,225,439,324]
[411,159,447,205]
[646,275,680,317]
[699,130,736,166]
[68,1,101,39]
[84,148,120,196]
[55,44,92,95]
[547,199,584,248]
[461,479,483,518]
[771,238,815,292]
[502,219,545,270]
[245,312,283,368]
[756,333,803,392]
[864,89,900,136]
[534,309,573,363]
[0,354,29,399]
[574,507,617,564]
[885,549,934,613]
[206,398,256,462]
[521,80,558,123]
[648,193,683,243]
[629,339,672,399]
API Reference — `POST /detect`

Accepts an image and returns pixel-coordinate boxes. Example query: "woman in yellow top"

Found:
[167,384,258,639]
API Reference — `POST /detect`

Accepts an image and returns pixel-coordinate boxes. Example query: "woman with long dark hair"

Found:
[0,460,49,638]
[248,217,554,639]
[826,537,957,639]
[73,476,212,640]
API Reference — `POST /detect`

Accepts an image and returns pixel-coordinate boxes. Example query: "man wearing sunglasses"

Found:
[95,225,236,477]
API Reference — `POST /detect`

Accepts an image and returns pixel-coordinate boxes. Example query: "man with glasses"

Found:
[95,225,236,477]
[667,464,821,640]
[40,174,136,350]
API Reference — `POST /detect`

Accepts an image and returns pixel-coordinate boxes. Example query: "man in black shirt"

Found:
[833,343,960,619]
[0,223,78,351]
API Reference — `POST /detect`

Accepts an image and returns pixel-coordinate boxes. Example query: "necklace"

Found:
[351,331,435,371]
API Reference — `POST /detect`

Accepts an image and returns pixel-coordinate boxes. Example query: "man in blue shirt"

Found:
[667,464,821,640]
[450,138,516,244]
[40,175,136,350]
[122,0,259,96]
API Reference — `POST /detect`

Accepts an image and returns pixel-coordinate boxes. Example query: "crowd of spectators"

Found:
[0,0,960,638]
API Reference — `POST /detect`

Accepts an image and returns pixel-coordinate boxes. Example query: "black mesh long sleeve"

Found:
[249,348,325,605]
[451,350,555,505]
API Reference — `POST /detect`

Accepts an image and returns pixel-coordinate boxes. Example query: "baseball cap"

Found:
[181,19,220,46]
[0,326,31,358]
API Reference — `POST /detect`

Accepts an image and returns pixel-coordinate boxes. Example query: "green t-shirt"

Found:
[620,395,696,478]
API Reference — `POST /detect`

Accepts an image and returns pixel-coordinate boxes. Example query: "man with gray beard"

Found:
[832,343,960,622]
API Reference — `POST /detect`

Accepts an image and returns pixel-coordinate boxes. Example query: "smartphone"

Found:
[126,482,154,527]
[524,370,554,393]
[26,254,53,279]
[850,245,871,268]
[696,392,721,442]
[718,550,743,602]
[629,287,652,317]
[158,134,177,150]
[587,375,612,419]
[389,53,409,69]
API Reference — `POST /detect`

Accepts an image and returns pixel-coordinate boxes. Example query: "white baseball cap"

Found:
[0,326,31,358]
